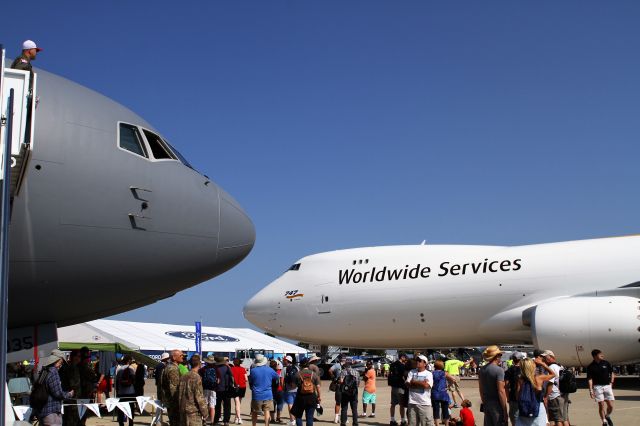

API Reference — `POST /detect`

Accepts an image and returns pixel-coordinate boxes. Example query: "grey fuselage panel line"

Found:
[8,67,255,328]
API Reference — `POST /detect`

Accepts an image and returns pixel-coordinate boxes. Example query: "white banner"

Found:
[116,402,132,420]
[105,397,120,412]
[12,406,31,421]
[136,396,151,412]
[85,403,102,418]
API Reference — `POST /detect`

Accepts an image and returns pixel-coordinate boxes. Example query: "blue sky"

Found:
[4,1,640,331]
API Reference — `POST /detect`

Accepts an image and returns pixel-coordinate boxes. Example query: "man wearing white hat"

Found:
[405,355,434,426]
[11,40,42,72]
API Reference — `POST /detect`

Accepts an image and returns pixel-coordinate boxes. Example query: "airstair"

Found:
[0,45,35,200]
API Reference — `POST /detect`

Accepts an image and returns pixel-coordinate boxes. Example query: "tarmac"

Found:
[83,376,640,426]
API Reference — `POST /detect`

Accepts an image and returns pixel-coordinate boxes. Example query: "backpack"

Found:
[120,366,133,387]
[340,372,358,398]
[284,365,299,391]
[30,369,50,411]
[559,368,577,394]
[214,365,235,392]
[299,369,315,395]
[202,366,217,390]
[387,361,405,387]
[518,380,540,418]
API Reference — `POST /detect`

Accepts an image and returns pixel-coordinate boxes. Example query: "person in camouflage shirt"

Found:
[162,350,183,425]
[178,355,209,426]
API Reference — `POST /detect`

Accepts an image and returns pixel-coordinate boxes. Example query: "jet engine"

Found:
[525,295,640,366]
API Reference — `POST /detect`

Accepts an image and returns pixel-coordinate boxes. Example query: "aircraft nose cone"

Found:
[243,288,273,330]
[216,190,256,270]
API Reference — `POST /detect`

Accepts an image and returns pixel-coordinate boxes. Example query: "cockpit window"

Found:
[165,141,194,169]
[143,129,176,160]
[288,263,301,271]
[119,123,147,157]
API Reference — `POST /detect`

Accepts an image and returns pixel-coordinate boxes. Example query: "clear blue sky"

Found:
[4,1,640,331]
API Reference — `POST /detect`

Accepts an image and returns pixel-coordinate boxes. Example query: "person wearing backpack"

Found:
[338,358,361,426]
[32,349,75,426]
[542,351,569,426]
[282,355,300,425]
[328,355,344,424]
[504,352,525,426]
[515,358,556,426]
[115,355,137,426]
[290,357,322,426]
[200,356,219,424]
[214,356,236,426]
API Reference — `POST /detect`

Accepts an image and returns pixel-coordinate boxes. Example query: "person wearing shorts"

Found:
[361,361,376,417]
[587,349,615,426]
[250,354,279,426]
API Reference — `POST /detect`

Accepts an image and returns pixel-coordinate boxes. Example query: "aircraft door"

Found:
[315,293,331,315]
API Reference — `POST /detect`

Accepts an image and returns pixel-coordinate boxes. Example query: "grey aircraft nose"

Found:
[216,190,256,271]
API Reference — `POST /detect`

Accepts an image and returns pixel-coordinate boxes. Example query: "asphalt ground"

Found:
[83,376,640,426]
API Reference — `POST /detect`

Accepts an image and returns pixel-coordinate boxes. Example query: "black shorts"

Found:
[235,387,246,399]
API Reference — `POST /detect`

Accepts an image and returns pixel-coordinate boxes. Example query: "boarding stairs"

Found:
[0,46,35,201]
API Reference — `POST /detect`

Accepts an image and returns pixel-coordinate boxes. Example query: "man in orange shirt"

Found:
[361,361,377,417]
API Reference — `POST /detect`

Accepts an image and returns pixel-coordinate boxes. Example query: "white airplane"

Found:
[244,236,640,366]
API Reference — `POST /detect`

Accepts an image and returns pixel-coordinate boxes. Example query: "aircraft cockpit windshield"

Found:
[118,122,194,169]
[288,263,301,271]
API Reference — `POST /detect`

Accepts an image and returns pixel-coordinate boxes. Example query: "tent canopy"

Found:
[58,322,158,366]
[60,319,308,358]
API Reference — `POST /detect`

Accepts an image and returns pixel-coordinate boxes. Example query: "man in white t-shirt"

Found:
[405,355,434,426]
[543,350,569,426]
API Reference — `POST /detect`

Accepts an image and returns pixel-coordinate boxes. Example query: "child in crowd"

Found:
[448,399,474,426]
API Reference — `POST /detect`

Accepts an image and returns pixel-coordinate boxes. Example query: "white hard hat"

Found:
[22,40,42,52]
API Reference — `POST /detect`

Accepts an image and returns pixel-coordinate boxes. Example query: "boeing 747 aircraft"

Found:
[244,237,640,365]
[1,55,254,360]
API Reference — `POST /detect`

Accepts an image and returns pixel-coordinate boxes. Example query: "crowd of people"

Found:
[23,344,618,426]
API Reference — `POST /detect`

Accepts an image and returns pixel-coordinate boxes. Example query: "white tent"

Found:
[58,319,308,360]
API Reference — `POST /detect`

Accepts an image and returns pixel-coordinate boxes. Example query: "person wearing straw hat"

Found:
[200,355,219,425]
[478,346,508,426]
[249,354,279,426]
[33,349,74,426]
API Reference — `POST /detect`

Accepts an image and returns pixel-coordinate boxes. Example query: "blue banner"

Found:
[195,321,202,355]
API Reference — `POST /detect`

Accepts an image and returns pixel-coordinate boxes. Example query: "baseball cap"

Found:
[161,352,170,360]
[512,351,526,360]
[542,350,555,358]
[22,40,43,52]
[417,355,428,363]
[284,355,293,362]
[532,349,545,358]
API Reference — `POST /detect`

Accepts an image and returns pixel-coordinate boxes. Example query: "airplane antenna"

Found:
[420,240,426,245]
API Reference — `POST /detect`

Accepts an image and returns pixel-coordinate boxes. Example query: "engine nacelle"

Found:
[530,296,640,366]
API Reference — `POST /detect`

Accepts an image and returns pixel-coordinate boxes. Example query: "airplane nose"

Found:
[216,189,256,270]
[243,287,274,330]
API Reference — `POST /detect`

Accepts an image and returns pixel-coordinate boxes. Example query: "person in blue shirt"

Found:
[250,354,280,426]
